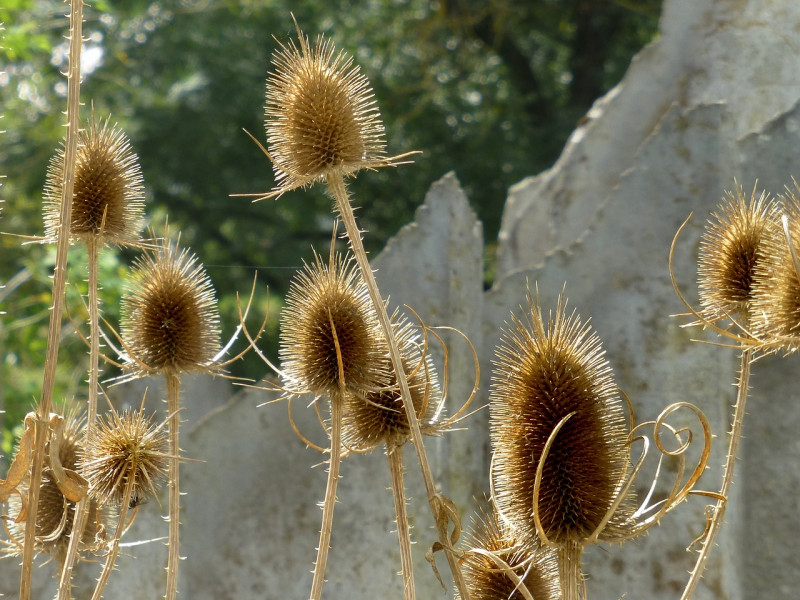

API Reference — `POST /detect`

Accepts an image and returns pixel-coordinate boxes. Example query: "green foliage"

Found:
[0,0,661,437]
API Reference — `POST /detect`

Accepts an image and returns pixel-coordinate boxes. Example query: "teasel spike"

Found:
[43,109,145,248]
[83,392,170,600]
[750,179,800,352]
[458,500,559,600]
[490,285,635,600]
[4,406,106,567]
[237,15,417,202]
[116,231,224,600]
[279,246,389,400]
[696,180,779,332]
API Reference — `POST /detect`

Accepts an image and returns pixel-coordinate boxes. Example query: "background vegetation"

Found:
[0,0,661,446]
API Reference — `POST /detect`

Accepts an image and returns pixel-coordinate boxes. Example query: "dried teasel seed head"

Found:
[280,250,388,399]
[490,288,634,549]
[43,115,145,246]
[121,241,221,376]
[751,179,800,350]
[82,406,170,506]
[262,19,410,198]
[697,182,780,324]
[458,503,559,600]
[341,312,441,451]
[5,408,106,562]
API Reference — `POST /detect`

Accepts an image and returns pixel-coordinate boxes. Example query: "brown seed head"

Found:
[121,241,221,376]
[697,183,779,324]
[458,503,559,600]
[751,180,800,350]
[280,250,388,399]
[342,312,441,451]
[262,20,408,197]
[82,406,170,507]
[44,115,145,245]
[489,289,633,549]
[5,408,106,562]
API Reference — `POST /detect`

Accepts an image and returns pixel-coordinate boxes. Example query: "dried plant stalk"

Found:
[387,443,415,600]
[20,2,82,598]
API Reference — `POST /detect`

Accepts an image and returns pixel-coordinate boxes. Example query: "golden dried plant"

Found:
[43,114,145,246]
[341,312,440,452]
[458,502,559,600]
[257,18,414,200]
[279,248,389,400]
[4,408,106,566]
[82,402,170,507]
[697,182,779,327]
[120,240,221,378]
[490,288,634,550]
[750,179,800,351]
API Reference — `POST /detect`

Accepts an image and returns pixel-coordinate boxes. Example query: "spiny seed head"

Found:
[458,504,559,600]
[82,407,170,506]
[121,241,221,375]
[5,408,106,562]
[342,312,441,451]
[263,20,400,197]
[697,182,779,324]
[280,250,388,399]
[489,289,634,549]
[43,115,145,245]
[751,180,800,350]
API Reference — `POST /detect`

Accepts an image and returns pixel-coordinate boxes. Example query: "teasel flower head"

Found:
[750,180,800,351]
[4,407,106,563]
[458,501,559,600]
[43,114,145,246]
[489,287,634,550]
[82,402,170,507]
[341,311,441,452]
[120,239,221,378]
[280,249,389,400]
[697,182,779,326]
[258,18,416,199]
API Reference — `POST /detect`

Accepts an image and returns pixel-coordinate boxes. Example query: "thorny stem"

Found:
[309,393,343,600]
[325,172,470,599]
[165,371,182,600]
[680,347,752,600]
[92,475,135,600]
[387,443,416,600]
[20,1,82,598]
[558,540,583,600]
[58,238,100,599]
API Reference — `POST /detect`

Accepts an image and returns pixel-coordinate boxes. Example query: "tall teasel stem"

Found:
[165,371,182,600]
[325,172,470,599]
[57,238,100,600]
[558,540,583,600]
[387,442,416,600]
[20,1,82,597]
[92,476,136,600]
[309,392,343,600]
[681,347,751,600]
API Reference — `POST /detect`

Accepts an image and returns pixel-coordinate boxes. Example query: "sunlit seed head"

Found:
[698,182,779,324]
[489,289,633,548]
[121,241,221,376]
[751,180,800,350]
[43,115,145,245]
[280,250,388,399]
[457,503,559,600]
[5,408,106,562]
[263,21,398,197]
[342,312,441,451]
[82,407,170,507]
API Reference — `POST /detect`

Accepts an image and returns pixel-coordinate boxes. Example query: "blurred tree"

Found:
[0,0,661,436]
